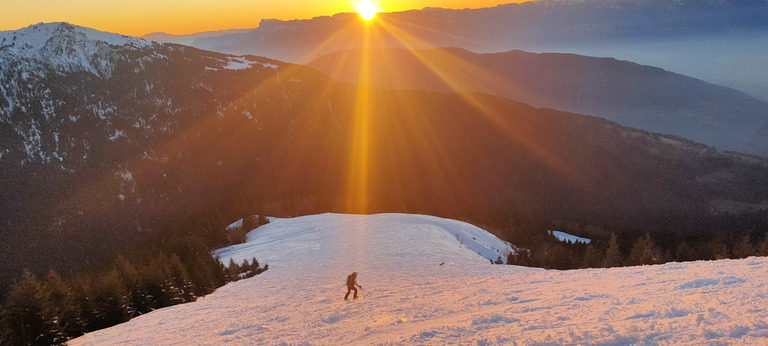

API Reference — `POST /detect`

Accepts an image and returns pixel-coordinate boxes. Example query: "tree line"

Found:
[0,221,267,345]
[507,230,768,270]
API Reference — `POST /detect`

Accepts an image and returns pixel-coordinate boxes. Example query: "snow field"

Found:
[71,213,768,345]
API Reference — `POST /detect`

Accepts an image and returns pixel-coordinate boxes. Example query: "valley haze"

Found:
[157,0,768,102]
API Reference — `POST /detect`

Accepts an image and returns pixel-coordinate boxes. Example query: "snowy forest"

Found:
[0,217,268,344]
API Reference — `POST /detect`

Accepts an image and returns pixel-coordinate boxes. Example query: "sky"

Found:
[0,0,525,37]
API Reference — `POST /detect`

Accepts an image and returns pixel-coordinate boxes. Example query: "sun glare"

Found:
[355,0,379,21]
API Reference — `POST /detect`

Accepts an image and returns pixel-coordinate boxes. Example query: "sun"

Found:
[355,0,379,21]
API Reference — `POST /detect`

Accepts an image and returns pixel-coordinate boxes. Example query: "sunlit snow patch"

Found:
[214,213,516,270]
[226,218,244,230]
[222,56,279,71]
[549,230,591,244]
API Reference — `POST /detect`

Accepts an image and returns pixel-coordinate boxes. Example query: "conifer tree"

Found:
[40,270,77,344]
[582,244,602,268]
[251,258,261,274]
[629,233,656,265]
[165,254,193,304]
[2,270,47,345]
[86,269,130,331]
[732,234,755,259]
[140,254,169,309]
[675,241,694,262]
[506,252,517,265]
[228,258,240,282]
[70,275,94,335]
[531,242,553,268]
[181,238,226,295]
[759,235,768,256]
[516,249,531,266]
[0,303,8,345]
[603,233,622,268]
[708,239,730,260]
[113,256,142,318]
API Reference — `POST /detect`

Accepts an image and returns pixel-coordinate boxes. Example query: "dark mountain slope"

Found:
[2,23,768,293]
[309,47,768,156]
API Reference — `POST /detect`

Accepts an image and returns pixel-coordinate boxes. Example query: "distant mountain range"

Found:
[309,47,768,156]
[175,0,768,60]
[142,29,251,46]
[152,0,768,101]
[3,22,768,293]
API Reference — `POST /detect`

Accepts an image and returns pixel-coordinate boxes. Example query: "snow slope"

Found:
[0,22,151,76]
[71,213,768,345]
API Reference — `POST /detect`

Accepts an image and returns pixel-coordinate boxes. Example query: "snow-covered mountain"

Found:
[70,213,768,344]
[0,22,277,166]
[0,22,151,76]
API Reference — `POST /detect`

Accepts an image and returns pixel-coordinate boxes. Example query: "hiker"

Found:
[344,272,362,300]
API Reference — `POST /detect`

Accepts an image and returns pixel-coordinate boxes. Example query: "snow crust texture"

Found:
[71,214,768,345]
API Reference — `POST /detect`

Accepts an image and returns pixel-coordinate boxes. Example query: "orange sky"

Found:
[0,0,527,37]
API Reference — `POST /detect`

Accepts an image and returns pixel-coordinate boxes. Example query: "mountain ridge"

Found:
[186,0,768,62]
[141,28,251,46]
[309,47,768,156]
[177,0,768,101]
[0,22,151,76]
